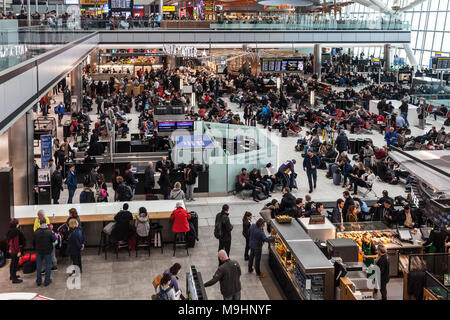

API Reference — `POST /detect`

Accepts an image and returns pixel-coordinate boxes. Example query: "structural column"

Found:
[384,44,391,72]
[27,0,31,26]
[8,109,35,205]
[313,44,322,80]
[71,63,83,112]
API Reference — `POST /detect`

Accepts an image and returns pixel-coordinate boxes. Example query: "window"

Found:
[433,32,443,51]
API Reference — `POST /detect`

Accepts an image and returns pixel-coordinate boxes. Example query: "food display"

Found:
[269,220,335,300]
[275,215,292,224]
[336,231,394,246]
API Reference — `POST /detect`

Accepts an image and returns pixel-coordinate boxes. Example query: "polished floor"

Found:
[7,81,443,300]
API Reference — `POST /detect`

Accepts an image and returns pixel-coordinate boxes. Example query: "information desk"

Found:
[269,219,335,300]
[14,200,184,247]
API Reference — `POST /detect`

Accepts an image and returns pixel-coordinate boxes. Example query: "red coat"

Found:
[170,207,191,233]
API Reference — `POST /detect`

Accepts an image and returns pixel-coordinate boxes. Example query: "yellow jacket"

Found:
[33,216,50,232]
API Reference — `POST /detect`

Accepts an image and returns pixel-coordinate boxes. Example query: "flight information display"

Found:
[431,57,450,70]
[261,57,305,73]
[110,0,131,9]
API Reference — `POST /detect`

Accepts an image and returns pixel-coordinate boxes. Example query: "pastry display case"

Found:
[334,221,431,277]
[269,219,335,300]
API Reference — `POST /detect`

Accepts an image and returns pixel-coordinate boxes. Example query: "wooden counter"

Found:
[14,200,183,226]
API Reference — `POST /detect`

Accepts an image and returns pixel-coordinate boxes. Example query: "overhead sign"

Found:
[431,56,450,70]
[81,0,108,4]
[163,44,198,58]
[260,57,305,73]
[40,135,52,169]
[163,5,175,12]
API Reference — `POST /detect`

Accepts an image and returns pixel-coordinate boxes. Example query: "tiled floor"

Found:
[20,83,444,300]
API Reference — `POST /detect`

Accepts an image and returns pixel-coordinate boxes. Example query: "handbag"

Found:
[103,222,116,235]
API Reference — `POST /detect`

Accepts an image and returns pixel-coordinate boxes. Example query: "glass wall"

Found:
[342,0,450,68]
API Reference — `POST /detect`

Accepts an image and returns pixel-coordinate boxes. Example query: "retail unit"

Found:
[334,221,431,277]
[269,219,335,300]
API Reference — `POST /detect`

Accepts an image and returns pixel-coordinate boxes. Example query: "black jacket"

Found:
[144,166,155,189]
[303,154,320,171]
[242,219,251,238]
[51,170,63,193]
[33,227,56,255]
[111,210,133,242]
[185,167,197,185]
[280,192,297,213]
[335,133,349,152]
[217,212,233,241]
[376,254,390,284]
[204,259,241,297]
[331,206,343,224]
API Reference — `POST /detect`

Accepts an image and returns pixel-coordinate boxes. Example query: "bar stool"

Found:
[173,232,189,257]
[150,223,164,254]
[98,231,111,260]
[115,240,131,258]
[135,234,151,257]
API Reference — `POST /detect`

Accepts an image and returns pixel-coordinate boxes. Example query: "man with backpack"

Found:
[79,181,96,203]
[214,204,233,263]
[117,176,133,201]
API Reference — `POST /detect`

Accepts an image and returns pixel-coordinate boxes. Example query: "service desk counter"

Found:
[14,200,184,247]
[269,219,335,300]
[335,222,431,277]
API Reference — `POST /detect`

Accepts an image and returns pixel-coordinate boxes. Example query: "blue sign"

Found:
[40,135,53,168]
[175,135,214,149]
[103,3,109,12]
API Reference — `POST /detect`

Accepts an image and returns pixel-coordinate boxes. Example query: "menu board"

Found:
[261,57,304,73]
[110,0,131,9]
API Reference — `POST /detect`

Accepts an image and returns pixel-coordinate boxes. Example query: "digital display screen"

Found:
[176,121,194,131]
[157,121,176,132]
[110,0,131,9]
[261,58,305,73]
[398,72,412,84]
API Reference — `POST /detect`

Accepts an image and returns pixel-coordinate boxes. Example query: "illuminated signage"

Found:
[163,5,175,11]
[0,45,28,58]
[81,0,108,4]
[163,44,198,58]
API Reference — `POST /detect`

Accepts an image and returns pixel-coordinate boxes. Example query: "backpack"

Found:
[256,190,268,201]
[83,174,91,187]
[214,213,223,239]
[156,286,170,300]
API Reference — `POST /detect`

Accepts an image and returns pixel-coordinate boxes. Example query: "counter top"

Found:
[298,217,336,231]
[14,200,184,225]
[287,240,333,271]
[271,219,311,242]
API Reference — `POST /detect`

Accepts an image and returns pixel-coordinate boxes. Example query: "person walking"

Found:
[51,165,63,204]
[66,219,85,274]
[248,218,275,278]
[303,149,320,193]
[399,100,409,127]
[214,204,233,262]
[33,219,56,286]
[375,244,390,300]
[335,130,349,154]
[6,219,25,284]
[66,164,77,204]
[204,250,242,300]
[242,212,252,261]
[144,161,155,197]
